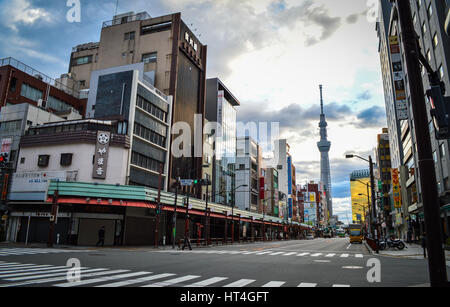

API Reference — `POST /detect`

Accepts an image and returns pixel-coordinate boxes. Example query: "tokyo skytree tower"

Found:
[317,85,333,216]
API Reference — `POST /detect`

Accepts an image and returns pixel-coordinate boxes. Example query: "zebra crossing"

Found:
[0,261,352,288]
[155,249,365,259]
[0,248,91,257]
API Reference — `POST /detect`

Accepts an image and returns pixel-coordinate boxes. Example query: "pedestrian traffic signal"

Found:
[426,85,450,140]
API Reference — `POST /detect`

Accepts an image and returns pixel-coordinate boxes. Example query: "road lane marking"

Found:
[0,269,112,287]
[142,275,201,287]
[242,251,260,255]
[184,277,229,287]
[223,279,256,287]
[0,265,64,273]
[5,268,90,281]
[340,254,349,258]
[325,253,336,257]
[346,245,351,250]
[98,273,176,287]
[314,260,330,263]
[342,266,363,269]
[0,267,82,278]
[333,284,351,287]
[355,254,363,258]
[56,271,149,287]
[297,253,310,256]
[262,281,286,287]
[311,253,322,257]
[256,251,273,255]
[268,252,285,256]
[281,252,297,256]
[298,283,317,287]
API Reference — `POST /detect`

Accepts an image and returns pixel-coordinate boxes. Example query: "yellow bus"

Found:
[348,224,363,244]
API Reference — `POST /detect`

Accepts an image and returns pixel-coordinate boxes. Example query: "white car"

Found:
[306,234,315,240]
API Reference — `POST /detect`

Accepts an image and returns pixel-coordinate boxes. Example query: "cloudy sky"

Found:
[0,0,387,224]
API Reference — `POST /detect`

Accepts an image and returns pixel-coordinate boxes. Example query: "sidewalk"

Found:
[365,241,450,267]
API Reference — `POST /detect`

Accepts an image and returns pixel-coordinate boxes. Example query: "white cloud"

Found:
[1,0,51,31]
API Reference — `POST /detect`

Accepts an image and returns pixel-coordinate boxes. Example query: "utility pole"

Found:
[394,0,448,287]
[204,180,209,246]
[172,173,180,249]
[368,156,377,239]
[155,163,163,248]
[47,180,59,248]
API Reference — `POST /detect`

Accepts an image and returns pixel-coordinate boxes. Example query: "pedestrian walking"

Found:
[421,232,427,258]
[96,226,105,247]
[182,214,192,251]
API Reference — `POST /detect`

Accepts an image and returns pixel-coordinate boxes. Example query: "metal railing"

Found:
[0,57,82,99]
[102,12,151,28]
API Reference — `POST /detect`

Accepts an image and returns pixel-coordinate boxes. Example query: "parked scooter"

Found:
[378,236,406,250]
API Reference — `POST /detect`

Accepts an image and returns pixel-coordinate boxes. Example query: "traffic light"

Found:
[426,85,450,140]
[0,153,8,169]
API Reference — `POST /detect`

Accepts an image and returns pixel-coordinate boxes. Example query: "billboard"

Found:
[389,36,408,120]
[392,168,402,209]
[303,202,316,226]
[9,171,67,201]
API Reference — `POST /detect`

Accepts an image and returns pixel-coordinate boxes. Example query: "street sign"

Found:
[180,179,193,186]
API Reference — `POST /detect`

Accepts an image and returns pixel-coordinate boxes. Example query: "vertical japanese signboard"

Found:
[389,36,408,120]
[391,168,402,209]
[93,131,111,180]
[288,198,293,218]
[287,156,292,195]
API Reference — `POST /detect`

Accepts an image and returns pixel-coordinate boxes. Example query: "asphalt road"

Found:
[0,237,444,287]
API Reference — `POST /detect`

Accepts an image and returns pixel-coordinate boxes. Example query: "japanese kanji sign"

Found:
[92,131,111,179]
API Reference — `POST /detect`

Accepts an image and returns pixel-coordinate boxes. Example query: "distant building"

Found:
[235,137,261,213]
[205,78,239,206]
[350,169,371,225]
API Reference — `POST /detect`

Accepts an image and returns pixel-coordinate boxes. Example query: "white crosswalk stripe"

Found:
[282,252,297,256]
[0,248,90,257]
[223,279,256,287]
[0,267,77,278]
[355,254,363,258]
[298,283,317,287]
[142,275,201,287]
[5,268,105,282]
[56,271,150,287]
[268,252,285,256]
[325,253,336,257]
[0,265,63,273]
[297,253,310,256]
[333,284,351,287]
[340,254,350,258]
[0,269,115,287]
[256,251,274,255]
[97,273,176,287]
[242,251,260,255]
[262,281,286,287]
[311,253,323,257]
[3,268,89,281]
[184,277,229,287]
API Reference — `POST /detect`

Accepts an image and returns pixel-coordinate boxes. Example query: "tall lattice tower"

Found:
[317,85,333,216]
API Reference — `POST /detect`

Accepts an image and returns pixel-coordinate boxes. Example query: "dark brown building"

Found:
[0,58,87,115]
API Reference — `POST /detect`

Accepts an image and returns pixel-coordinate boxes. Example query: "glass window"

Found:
[142,52,157,63]
[0,120,22,132]
[38,155,50,167]
[440,143,446,158]
[20,83,43,102]
[60,153,73,166]
[433,33,438,48]
[433,151,437,163]
[124,31,135,40]
[75,56,92,66]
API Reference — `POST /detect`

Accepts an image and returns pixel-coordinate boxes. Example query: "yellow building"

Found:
[350,170,371,224]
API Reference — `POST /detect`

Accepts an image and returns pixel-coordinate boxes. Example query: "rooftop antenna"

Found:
[114,0,119,17]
